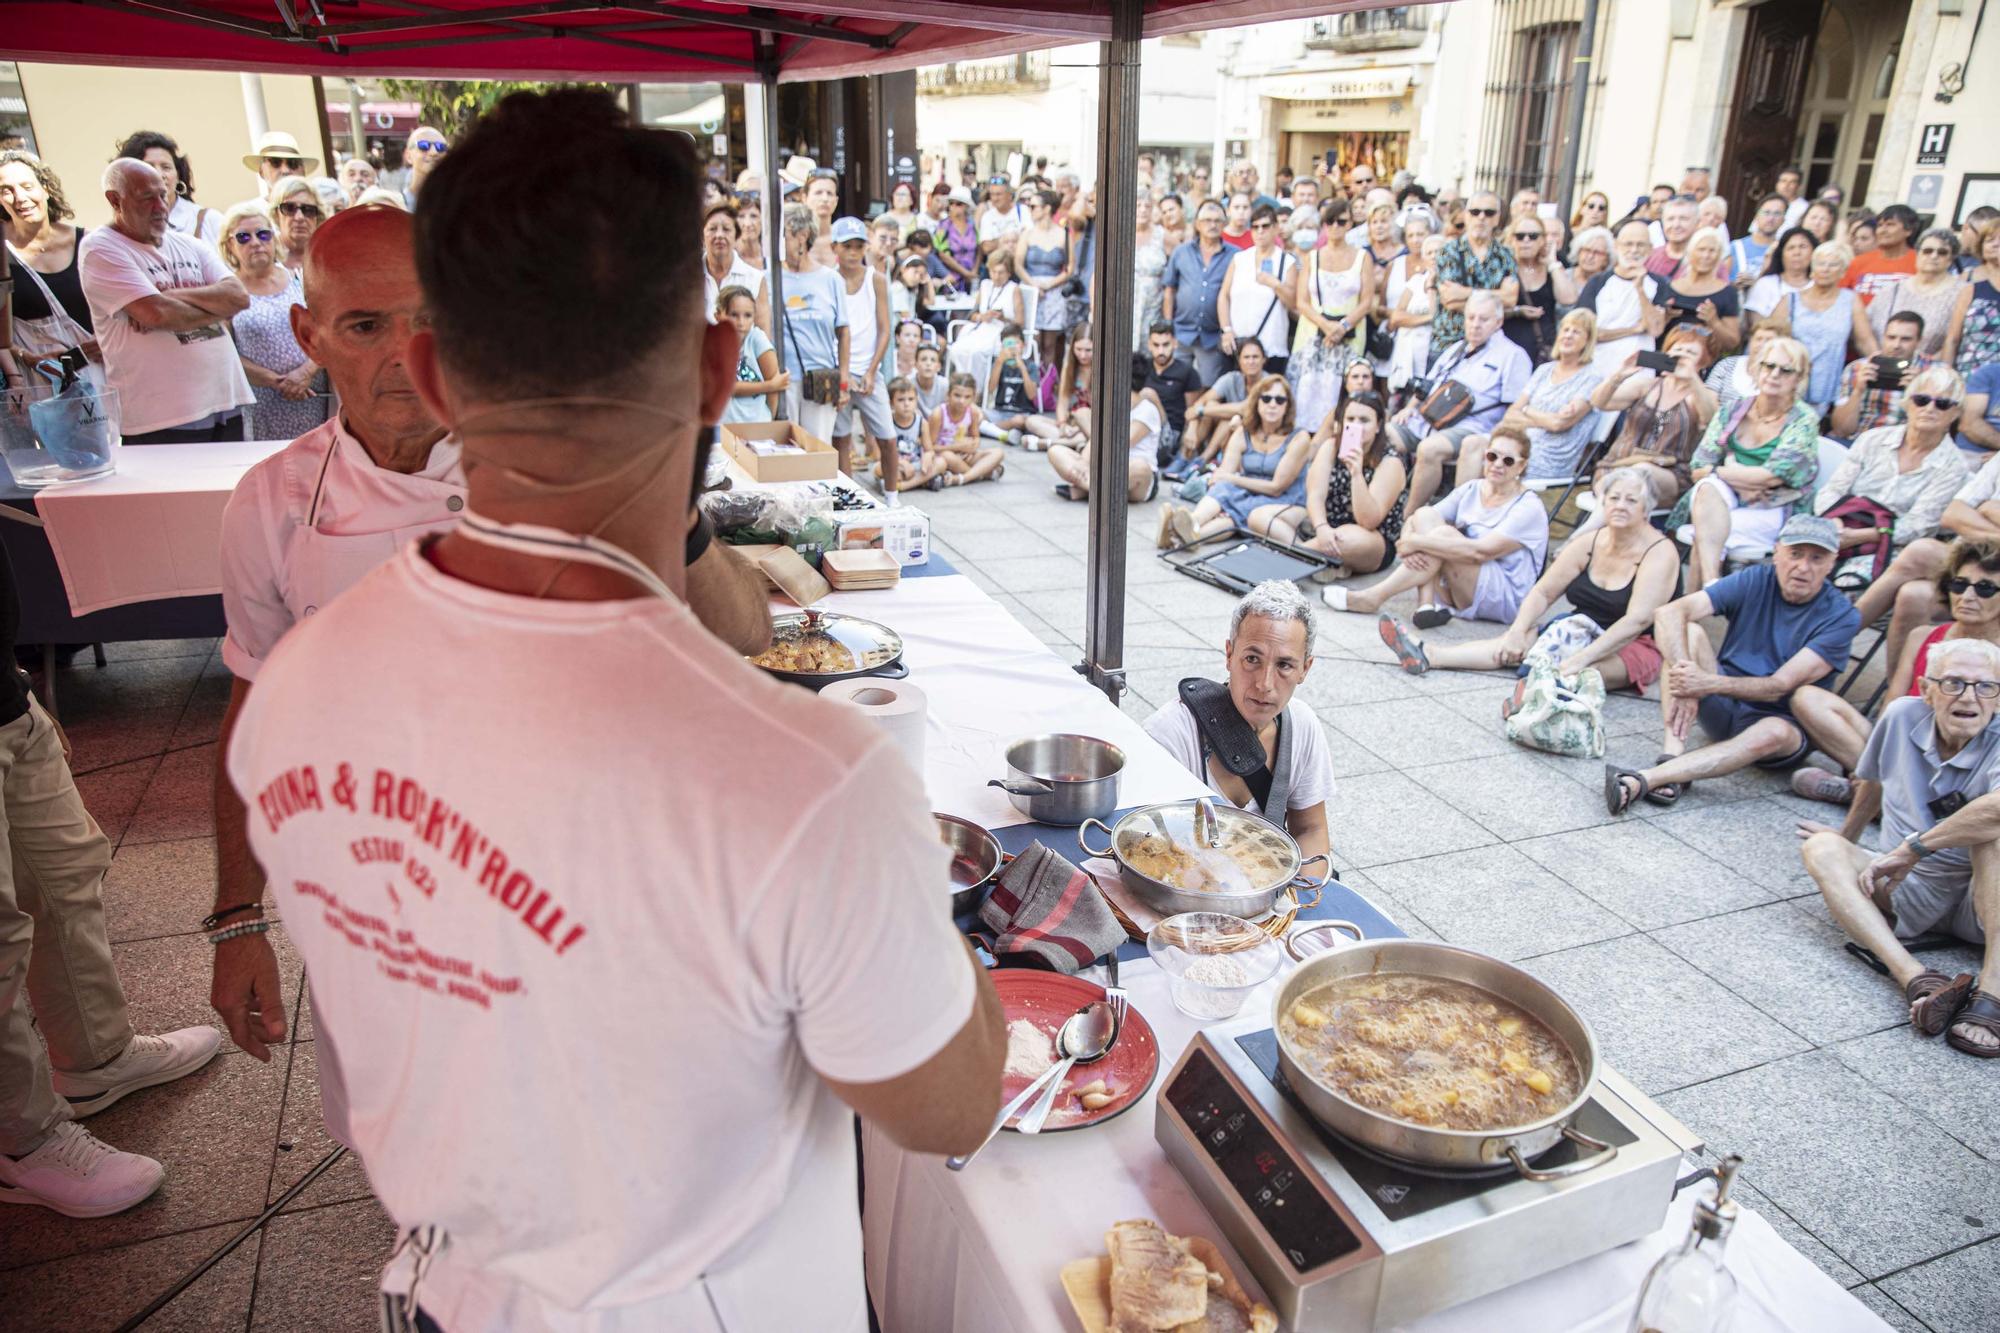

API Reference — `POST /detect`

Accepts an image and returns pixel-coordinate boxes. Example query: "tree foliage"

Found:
[378,79,609,132]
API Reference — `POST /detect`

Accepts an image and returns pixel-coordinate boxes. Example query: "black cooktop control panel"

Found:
[1165,1049,1363,1273]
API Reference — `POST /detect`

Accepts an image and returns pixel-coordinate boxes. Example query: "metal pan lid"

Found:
[753,610,903,675]
[1112,801,1299,894]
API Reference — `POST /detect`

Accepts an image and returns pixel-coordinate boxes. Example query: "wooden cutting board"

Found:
[1059,1235,1274,1332]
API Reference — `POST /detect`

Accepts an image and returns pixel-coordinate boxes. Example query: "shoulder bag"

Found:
[1416,343,1474,428]
[4,243,104,392]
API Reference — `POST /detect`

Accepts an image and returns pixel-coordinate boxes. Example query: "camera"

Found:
[1870,355,1911,390]
[1636,350,1678,374]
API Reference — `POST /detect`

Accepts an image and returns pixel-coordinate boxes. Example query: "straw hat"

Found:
[778,155,818,190]
[242,130,320,175]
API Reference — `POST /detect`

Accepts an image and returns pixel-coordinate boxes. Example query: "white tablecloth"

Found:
[31,438,287,615]
[861,962,1889,1333]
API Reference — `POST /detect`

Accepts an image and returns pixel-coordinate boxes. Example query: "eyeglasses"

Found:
[231,228,274,244]
[410,139,447,154]
[264,156,302,170]
[1513,231,1542,241]
[1918,247,1954,257]
[1257,393,1290,404]
[1756,360,1800,376]
[1467,207,1498,217]
[277,201,322,218]
[1947,578,2000,599]
[1485,451,1523,466]
[1908,394,1961,411]
[1928,676,2000,699]
[1249,220,1273,230]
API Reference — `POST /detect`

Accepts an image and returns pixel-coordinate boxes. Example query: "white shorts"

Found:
[1691,474,1792,557]
[784,384,839,445]
[835,375,894,439]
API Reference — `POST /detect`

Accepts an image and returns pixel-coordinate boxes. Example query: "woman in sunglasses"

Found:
[1159,375,1312,550]
[1813,364,1969,586]
[1945,217,2000,378]
[1870,229,1964,357]
[1788,539,2000,806]
[266,176,324,274]
[1501,216,1576,365]
[217,200,326,441]
[1262,391,1406,577]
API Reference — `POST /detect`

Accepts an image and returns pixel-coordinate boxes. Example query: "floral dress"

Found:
[1665,399,1821,532]
[1133,230,1168,345]
[231,269,329,441]
[1956,278,2000,381]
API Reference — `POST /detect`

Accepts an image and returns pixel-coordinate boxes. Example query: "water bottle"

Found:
[1629,1153,1743,1333]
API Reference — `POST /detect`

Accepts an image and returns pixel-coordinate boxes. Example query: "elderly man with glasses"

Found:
[1161,200,1238,386]
[1797,635,2000,1058]
[242,130,318,197]
[1432,190,1519,349]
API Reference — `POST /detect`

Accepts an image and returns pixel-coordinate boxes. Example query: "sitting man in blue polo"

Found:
[1394,289,1533,510]
[1797,635,2000,1057]
[1607,515,1861,814]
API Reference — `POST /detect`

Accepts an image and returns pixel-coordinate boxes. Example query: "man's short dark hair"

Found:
[1777,164,1802,178]
[1147,319,1175,340]
[1132,352,1153,392]
[1885,310,1926,337]
[1249,203,1277,226]
[1877,204,1920,231]
[415,88,702,398]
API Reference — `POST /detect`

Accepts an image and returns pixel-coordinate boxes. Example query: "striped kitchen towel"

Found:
[978,840,1123,972]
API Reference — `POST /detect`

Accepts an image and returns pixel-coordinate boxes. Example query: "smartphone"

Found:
[1339,419,1365,463]
[1871,355,1910,389]
[1636,350,1678,374]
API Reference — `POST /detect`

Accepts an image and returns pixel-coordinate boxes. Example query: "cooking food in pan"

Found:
[1279,973,1581,1132]
[1119,822,1292,897]
[751,633,858,674]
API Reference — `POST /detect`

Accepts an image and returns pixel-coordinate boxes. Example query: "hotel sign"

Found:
[1266,67,1413,102]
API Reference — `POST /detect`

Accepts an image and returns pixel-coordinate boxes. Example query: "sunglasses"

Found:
[277,201,322,218]
[1467,207,1498,217]
[1250,220,1274,229]
[411,139,448,154]
[1513,231,1542,241]
[1918,247,1954,257]
[1908,394,1961,411]
[1947,578,2000,599]
[1756,360,1800,376]
[1485,451,1523,466]
[231,228,274,244]
[264,156,302,169]
[1929,676,2000,699]
[1257,393,1290,404]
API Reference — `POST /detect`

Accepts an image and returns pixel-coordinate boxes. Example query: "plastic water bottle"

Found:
[1629,1154,1743,1333]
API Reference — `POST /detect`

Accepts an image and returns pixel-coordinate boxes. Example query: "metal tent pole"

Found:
[756,50,787,404]
[1082,0,1144,702]
[1555,0,1600,226]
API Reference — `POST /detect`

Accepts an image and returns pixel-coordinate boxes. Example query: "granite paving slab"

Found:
[1320,693,1519,766]
[0,1215,259,1332]
[101,835,226,943]
[1645,797,1822,896]
[1511,819,1780,930]
[250,1197,397,1332]
[1422,750,1621,841]
[1361,843,1630,961]
[122,742,222,845]
[1831,1025,2000,1161]
[268,1041,373,1213]
[1876,1236,2000,1332]
[1318,770,1500,869]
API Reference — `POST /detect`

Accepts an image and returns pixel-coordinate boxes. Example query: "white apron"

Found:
[278,425,465,621]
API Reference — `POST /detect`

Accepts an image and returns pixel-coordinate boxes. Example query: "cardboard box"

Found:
[836,507,931,567]
[722,422,838,483]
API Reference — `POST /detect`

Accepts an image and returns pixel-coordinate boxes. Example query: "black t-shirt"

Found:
[5,228,94,333]
[1146,359,1201,432]
[0,539,28,725]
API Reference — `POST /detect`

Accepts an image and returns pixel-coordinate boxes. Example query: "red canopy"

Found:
[0,1,1378,83]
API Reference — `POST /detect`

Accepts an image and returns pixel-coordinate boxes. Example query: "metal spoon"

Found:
[1017,999,1120,1135]
[947,1006,1089,1172]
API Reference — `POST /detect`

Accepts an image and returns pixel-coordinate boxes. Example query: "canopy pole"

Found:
[1082,0,1144,703]
[1555,0,1599,227]
[240,72,270,141]
[754,58,787,411]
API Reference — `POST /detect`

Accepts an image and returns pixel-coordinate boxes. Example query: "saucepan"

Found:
[935,813,1003,916]
[989,734,1124,826]
[1273,922,1615,1182]
[1078,799,1329,920]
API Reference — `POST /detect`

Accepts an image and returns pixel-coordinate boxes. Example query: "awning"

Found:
[1262,65,1413,101]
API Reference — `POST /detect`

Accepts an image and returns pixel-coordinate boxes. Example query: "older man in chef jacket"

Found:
[207,205,771,1119]
[1144,581,1336,864]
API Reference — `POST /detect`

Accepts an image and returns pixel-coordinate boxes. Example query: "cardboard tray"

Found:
[722,421,837,483]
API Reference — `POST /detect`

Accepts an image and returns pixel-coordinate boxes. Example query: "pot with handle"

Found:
[1077,799,1329,920]
[1274,921,1618,1182]
[989,734,1124,826]
[935,813,1003,916]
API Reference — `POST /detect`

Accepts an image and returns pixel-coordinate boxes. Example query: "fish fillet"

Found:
[1106,1219,1212,1331]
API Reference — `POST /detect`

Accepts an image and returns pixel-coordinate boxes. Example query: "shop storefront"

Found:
[1266,66,1415,181]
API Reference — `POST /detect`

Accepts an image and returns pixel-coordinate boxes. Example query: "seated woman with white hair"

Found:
[1142,580,1336,864]
[1669,334,1825,592]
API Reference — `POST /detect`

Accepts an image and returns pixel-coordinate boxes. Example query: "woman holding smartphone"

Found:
[1583,325,1718,519]
[1256,391,1407,578]
[1159,374,1313,549]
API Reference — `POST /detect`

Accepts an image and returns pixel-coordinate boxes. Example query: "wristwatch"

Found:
[1906,833,1936,859]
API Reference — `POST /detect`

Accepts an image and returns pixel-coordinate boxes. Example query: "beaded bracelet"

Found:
[208,919,274,946]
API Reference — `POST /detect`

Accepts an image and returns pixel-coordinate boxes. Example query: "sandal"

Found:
[1499,678,1527,722]
[1946,990,2000,1059]
[1377,615,1430,675]
[1643,753,1690,807]
[1604,765,1649,816]
[1413,604,1453,631]
[1906,970,1975,1038]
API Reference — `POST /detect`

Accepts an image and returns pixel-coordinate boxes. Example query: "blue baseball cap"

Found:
[830,216,869,245]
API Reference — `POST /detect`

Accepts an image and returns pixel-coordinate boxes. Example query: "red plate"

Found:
[991,969,1159,1133]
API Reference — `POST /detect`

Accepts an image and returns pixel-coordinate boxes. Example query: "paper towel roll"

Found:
[822,676,927,775]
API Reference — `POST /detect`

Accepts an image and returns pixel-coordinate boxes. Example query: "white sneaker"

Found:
[0,1121,164,1218]
[1321,585,1349,612]
[51,1026,224,1118]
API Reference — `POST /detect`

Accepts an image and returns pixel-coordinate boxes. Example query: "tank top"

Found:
[1022,238,1066,283]
[843,269,882,376]
[936,401,973,450]
[892,412,923,465]
[1323,454,1407,545]
[1504,269,1555,363]
[1563,529,1678,629]
[1909,623,1952,696]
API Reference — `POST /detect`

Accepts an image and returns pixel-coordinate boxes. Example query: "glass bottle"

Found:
[1629,1153,1743,1333]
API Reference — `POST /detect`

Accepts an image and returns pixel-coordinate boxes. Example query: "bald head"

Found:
[406,125,448,191]
[103,158,171,244]
[292,204,442,464]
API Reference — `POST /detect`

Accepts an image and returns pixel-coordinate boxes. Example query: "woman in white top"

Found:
[1814,367,1971,553]
[1217,204,1297,373]
[1383,211,1434,317]
[1867,229,1964,357]
[1744,227,1816,330]
[1387,233,1444,392]
[948,249,1025,393]
[1290,217,1373,440]
[700,203,769,336]
[1132,191,1169,344]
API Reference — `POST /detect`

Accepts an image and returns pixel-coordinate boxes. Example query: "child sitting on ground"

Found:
[930,371,1004,486]
[1169,338,1266,476]
[980,324,1062,451]
[913,342,948,418]
[717,285,786,422]
[885,376,944,492]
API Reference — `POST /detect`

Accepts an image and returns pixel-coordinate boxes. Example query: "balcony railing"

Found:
[915,52,1052,96]
[1305,6,1430,53]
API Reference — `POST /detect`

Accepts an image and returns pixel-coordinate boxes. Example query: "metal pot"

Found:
[989,734,1124,826]
[1273,922,1616,1182]
[935,813,1002,916]
[751,609,908,689]
[1078,799,1329,920]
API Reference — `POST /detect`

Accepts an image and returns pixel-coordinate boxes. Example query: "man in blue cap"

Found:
[1607,514,1861,813]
